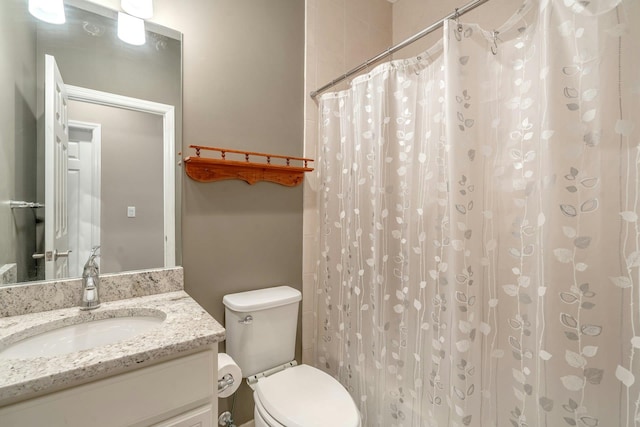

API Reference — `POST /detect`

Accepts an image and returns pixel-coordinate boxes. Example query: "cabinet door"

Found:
[0,350,216,427]
[153,404,213,427]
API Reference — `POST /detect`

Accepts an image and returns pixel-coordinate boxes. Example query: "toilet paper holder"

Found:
[217,353,242,398]
[218,373,236,394]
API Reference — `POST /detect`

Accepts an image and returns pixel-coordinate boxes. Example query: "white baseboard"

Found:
[238,421,255,427]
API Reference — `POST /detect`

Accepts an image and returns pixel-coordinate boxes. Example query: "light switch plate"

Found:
[127,206,136,218]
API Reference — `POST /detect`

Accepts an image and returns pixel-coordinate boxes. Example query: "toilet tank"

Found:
[223,286,302,377]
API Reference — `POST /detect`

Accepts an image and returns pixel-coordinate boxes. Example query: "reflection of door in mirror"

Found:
[67,120,101,278]
[67,99,165,275]
[43,54,168,279]
[44,54,70,280]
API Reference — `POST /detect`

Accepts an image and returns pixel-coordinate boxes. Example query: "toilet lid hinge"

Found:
[246,361,298,389]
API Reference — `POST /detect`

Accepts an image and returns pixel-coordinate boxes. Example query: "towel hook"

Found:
[491,30,500,55]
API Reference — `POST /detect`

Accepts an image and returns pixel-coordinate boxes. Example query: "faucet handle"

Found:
[84,246,100,270]
[81,246,101,311]
[54,250,72,260]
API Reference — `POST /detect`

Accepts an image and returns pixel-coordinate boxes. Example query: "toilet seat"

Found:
[255,395,284,427]
[254,364,360,427]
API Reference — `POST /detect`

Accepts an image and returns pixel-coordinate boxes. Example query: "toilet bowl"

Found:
[222,286,361,427]
[253,364,360,427]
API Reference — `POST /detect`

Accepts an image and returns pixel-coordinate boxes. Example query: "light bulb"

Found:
[29,0,66,25]
[121,0,153,20]
[117,12,146,46]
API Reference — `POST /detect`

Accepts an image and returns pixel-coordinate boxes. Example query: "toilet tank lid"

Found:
[223,286,302,312]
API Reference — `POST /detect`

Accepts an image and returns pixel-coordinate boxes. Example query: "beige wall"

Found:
[393,0,527,56]
[303,0,393,367]
[67,101,164,274]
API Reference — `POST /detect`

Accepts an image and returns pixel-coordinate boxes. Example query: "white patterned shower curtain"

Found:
[314,0,640,426]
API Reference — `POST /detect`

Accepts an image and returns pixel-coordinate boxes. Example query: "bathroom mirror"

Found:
[0,0,182,285]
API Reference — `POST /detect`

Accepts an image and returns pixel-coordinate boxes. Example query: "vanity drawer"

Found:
[152,404,213,427]
[0,349,216,427]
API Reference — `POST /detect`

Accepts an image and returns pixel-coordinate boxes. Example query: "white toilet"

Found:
[223,286,361,427]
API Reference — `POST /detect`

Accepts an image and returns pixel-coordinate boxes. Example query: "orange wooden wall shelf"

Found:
[184,145,314,187]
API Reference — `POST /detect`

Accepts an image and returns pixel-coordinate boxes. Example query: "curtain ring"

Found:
[454,8,463,32]
[491,30,500,55]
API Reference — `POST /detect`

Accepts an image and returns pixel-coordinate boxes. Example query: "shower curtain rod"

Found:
[310,0,491,99]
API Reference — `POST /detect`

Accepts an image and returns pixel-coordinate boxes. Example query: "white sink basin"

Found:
[0,312,165,359]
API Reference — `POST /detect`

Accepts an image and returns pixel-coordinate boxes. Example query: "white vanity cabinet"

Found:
[0,348,217,427]
[152,404,214,427]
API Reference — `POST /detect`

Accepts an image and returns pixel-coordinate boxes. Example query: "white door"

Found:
[44,54,70,280]
[67,121,101,277]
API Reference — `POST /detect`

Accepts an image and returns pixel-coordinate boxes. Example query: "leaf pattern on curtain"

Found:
[314,0,640,426]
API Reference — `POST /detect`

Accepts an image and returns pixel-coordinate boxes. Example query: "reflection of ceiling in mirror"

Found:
[41,5,179,59]
[82,20,104,37]
[37,4,182,111]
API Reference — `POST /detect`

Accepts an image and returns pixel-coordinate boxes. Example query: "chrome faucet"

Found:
[81,246,101,310]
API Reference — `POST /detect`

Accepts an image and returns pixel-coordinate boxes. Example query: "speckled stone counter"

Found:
[0,267,185,318]
[0,270,225,406]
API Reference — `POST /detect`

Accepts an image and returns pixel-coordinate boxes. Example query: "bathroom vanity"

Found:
[0,267,225,426]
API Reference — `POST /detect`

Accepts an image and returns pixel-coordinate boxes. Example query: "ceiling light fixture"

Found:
[117,12,146,46]
[28,0,66,24]
[121,0,153,20]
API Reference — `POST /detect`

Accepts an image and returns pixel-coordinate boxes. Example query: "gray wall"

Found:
[0,0,38,282]
[6,0,304,423]
[67,101,164,274]
[82,0,306,422]
[150,0,305,423]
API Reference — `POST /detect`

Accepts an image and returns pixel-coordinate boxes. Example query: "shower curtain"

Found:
[314,0,640,426]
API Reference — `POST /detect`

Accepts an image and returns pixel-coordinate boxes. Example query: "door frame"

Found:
[65,85,176,268]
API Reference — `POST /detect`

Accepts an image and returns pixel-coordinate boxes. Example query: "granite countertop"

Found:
[0,291,225,406]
